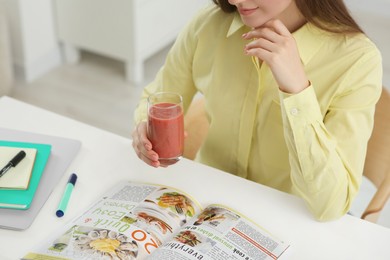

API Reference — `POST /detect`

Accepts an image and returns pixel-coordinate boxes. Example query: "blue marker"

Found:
[56,173,77,217]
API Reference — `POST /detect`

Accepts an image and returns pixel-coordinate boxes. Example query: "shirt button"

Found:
[290,108,299,116]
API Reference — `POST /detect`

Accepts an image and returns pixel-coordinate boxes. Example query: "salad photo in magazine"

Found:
[22,182,290,260]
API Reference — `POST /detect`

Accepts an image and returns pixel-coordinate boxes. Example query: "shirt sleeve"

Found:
[279,49,382,221]
[133,9,204,125]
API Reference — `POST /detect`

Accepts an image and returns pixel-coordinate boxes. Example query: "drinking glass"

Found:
[147,92,184,166]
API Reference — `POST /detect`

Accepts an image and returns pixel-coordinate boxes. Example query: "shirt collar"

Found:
[293,23,327,65]
[227,12,247,37]
[226,14,327,65]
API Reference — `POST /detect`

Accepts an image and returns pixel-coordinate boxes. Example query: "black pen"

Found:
[0,150,26,178]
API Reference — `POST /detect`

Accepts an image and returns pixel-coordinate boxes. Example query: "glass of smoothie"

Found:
[147,92,184,166]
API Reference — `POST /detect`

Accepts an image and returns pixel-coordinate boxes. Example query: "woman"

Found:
[132,0,382,221]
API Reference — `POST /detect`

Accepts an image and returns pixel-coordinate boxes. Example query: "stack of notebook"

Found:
[0,141,52,210]
[0,128,81,230]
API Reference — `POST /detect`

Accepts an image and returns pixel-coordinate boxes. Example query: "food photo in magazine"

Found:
[22,182,290,260]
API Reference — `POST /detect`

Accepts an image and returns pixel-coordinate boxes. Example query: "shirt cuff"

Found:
[279,84,323,126]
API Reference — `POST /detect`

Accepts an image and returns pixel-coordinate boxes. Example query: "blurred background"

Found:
[0,0,389,227]
[0,0,388,137]
[0,0,209,137]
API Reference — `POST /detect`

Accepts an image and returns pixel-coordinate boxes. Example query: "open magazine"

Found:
[23,182,290,260]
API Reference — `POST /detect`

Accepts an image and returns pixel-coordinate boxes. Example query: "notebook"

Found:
[0,146,37,189]
[0,140,52,209]
[0,128,81,230]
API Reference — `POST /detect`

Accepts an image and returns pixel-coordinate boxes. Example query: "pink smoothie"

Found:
[148,102,184,161]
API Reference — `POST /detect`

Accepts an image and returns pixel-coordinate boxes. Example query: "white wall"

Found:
[2,0,61,82]
[345,0,390,89]
[0,1,13,95]
[2,0,388,87]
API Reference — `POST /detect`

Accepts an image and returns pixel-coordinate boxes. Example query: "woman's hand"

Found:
[243,19,309,94]
[131,121,160,167]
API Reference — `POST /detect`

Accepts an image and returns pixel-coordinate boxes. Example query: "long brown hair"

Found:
[212,0,363,34]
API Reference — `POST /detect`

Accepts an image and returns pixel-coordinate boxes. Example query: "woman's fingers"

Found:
[132,122,160,167]
[243,26,281,43]
[244,37,274,54]
[242,19,309,93]
[263,19,291,36]
[243,20,291,61]
[139,150,160,168]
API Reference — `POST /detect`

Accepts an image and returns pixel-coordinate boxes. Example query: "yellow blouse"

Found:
[134,5,383,220]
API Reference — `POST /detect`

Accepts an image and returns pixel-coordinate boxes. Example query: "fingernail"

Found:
[145,143,152,150]
[151,153,158,161]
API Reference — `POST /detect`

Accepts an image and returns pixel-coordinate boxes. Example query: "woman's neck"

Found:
[277,2,307,32]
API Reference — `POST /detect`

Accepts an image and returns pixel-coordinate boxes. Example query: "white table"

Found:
[0,96,389,260]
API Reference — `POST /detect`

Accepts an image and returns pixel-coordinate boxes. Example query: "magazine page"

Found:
[149,204,290,260]
[22,181,202,260]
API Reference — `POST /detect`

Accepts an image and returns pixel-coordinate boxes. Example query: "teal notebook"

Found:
[0,140,52,210]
